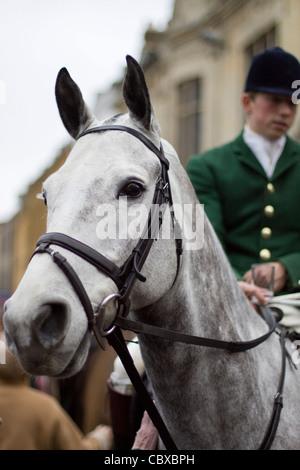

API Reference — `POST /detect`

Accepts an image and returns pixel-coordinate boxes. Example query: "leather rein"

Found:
[31,125,287,451]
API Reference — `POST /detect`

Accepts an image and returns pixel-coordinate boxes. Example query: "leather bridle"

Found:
[32,125,183,343]
[30,125,288,450]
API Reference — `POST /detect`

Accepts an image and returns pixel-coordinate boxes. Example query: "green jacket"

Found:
[187,132,300,292]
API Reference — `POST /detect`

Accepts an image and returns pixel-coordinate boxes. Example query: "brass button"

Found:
[260,248,271,260]
[264,205,275,217]
[261,227,272,239]
[267,183,275,193]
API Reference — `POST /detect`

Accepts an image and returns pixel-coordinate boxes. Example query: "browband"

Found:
[78,124,170,168]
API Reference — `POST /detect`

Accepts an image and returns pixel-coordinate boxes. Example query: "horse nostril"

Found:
[35,303,70,348]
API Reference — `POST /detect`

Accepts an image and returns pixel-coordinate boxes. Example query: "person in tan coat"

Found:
[0,326,113,450]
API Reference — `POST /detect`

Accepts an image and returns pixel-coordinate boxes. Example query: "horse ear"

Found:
[55,68,94,139]
[123,55,156,132]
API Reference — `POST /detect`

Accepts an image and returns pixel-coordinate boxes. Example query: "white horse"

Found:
[4,56,300,450]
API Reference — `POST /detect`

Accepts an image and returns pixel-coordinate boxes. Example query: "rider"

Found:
[187,47,300,332]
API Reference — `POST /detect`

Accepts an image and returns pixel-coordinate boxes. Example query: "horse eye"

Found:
[119,182,144,198]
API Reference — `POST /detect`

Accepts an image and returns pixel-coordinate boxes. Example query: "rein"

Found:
[112,306,287,451]
[115,305,277,352]
[31,124,287,450]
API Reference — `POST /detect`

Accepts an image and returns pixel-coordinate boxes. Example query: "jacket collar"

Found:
[233,132,299,181]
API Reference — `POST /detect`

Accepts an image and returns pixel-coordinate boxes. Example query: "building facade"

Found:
[140,0,300,167]
[0,144,72,302]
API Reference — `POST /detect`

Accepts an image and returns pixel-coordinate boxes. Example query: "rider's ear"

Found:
[123,55,160,136]
[55,68,95,139]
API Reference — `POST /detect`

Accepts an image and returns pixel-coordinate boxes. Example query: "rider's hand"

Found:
[238,281,271,307]
[243,262,287,294]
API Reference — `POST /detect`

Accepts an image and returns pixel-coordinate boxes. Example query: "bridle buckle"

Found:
[94,293,122,336]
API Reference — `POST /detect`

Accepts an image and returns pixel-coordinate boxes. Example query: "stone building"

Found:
[140,0,300,167]
[0,144,72,299]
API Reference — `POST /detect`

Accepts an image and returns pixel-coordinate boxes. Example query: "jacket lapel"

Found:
[233,133,299,181]
[272,136,299,180]
[233,133,267,178]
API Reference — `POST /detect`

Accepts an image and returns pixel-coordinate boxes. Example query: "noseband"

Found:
[32,125,183,347]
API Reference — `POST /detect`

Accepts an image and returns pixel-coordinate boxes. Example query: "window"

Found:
[178,78,201,167]
[245,27,277,65]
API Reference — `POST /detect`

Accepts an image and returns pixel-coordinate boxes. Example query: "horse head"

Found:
[3,56,184,377]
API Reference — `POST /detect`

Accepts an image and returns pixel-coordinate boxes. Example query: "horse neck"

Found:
[182,217,258,339]
[148,149,263,340]
[138,212,265,343]
[134,217,273,449]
